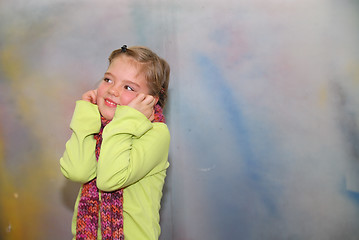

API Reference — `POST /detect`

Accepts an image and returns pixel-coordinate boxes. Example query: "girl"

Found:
[60,45,170,240]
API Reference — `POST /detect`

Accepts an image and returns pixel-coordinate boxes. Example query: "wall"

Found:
[1,0,359,239]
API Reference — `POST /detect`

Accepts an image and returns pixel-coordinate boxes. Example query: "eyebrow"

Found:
[104,72,141,88]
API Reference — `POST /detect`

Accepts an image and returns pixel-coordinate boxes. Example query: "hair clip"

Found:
[121,45,127,52]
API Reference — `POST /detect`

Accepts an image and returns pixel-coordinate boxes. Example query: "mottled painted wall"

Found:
[1,0,359,239]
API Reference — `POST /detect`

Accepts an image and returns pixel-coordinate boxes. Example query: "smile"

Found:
[104,99,118,107]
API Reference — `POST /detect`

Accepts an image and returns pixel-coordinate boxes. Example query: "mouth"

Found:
[104,98,118,107]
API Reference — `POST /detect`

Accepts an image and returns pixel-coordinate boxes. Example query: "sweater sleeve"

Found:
[96,105,170,192]
[60,100,101,183]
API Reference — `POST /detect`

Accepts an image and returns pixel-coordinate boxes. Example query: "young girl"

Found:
[60,45,170,240]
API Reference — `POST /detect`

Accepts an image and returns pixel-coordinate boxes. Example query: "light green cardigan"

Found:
[60,100,170,240]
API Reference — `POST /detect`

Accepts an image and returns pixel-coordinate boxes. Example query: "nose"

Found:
[108,85,120,97]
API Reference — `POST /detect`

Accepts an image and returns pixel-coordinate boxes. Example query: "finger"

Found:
[130,93,146,105]
[149,110,155,122]
[81,92,91,101]
[142,95,155,105]
[82,90,97,104]
[137,93,146,100]
[148,97,156,107]
[87,91,96,104]
[141,95,157,106]
[91,90,97,104]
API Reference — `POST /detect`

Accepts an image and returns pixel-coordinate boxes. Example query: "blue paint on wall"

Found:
[193,52,283,238]
[195,53,254,165]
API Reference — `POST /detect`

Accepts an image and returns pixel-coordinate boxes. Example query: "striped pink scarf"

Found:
[76,105,165,240]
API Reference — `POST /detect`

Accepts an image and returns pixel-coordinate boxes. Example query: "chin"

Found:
[99,110,114,120]
[103,114,114,120]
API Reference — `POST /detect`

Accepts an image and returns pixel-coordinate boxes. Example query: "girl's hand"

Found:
[128,93,157,121]
[82,90,97,104]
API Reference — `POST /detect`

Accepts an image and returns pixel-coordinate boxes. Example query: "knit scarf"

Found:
[76,104,165,240]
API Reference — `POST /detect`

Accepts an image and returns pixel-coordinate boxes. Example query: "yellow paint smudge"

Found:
[346,62,359,85]
[1,45,24,83]
[0,44,47,240]
[318,83,328,108]
[0,134,47,239]
[0,15,72,240]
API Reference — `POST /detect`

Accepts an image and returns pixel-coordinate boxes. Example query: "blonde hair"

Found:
[108,46,170,108]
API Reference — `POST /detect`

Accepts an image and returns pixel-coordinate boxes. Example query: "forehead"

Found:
[108,55,140,70]
[108,56,144,77]
[107,56,150,88]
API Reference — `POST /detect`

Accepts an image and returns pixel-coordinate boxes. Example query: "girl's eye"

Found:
[125,85,134,91]
[104,78,113,83]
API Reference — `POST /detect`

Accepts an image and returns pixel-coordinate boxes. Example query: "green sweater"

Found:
[60,100,170,240]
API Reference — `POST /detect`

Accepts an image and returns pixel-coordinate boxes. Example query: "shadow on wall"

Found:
[61,180,81,211]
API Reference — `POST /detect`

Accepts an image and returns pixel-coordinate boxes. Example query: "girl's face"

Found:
[96,56,150,120]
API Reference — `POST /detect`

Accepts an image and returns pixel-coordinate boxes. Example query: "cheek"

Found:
[96,85,106,102]
[120,91,137,105]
